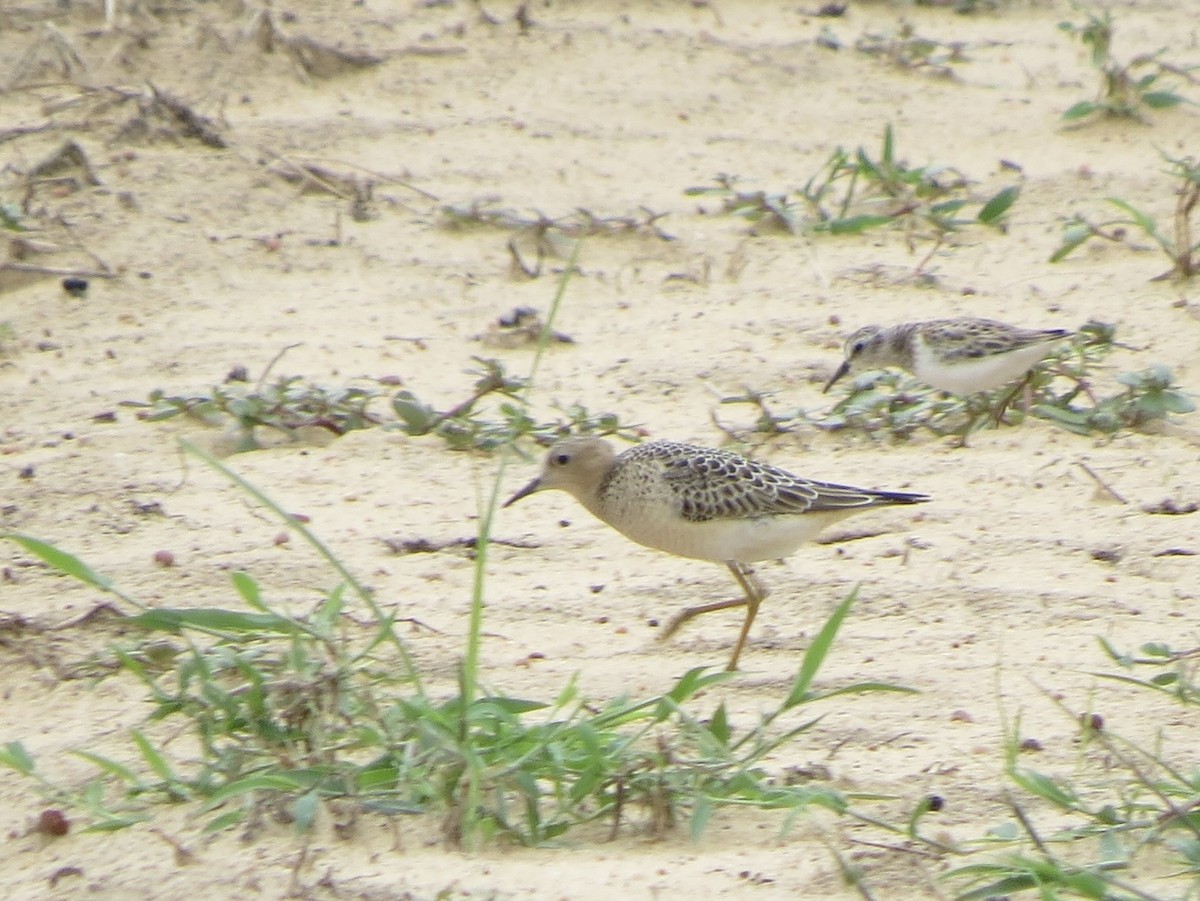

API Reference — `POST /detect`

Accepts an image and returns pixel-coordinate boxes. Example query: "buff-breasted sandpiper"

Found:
[504,437,929,670]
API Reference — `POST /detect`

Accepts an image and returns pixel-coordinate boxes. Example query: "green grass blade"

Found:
[129,608,298,635]
[72,750,143,786]
[4,533,112,589]
[203,773,319,806]
[293,789,320,832]
[977,185,1020,225]
[130,729,176,786]
[231,571,268,612]
[3,533,145,610]
[784,588,857,709]
[0,741,35,775]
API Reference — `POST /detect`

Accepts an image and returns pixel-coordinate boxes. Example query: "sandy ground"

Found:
[2,0,1199,898]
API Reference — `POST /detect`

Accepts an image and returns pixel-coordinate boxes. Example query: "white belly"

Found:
[912,339,1052,394]
[609,506,858,564]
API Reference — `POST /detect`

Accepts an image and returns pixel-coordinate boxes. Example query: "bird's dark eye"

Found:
[852,341,867,354]
[554,453,570,466]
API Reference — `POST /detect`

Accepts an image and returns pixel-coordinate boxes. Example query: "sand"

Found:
[2,1,1198,898]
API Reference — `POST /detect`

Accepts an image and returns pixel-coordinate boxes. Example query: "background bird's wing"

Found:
[933,320,1068,361]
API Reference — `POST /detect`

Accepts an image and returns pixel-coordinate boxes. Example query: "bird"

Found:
[823,317,1072,396]
[503,437,929,670]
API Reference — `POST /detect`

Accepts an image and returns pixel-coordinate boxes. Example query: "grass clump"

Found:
[391,357,641,452]
[438,200,672,277]
[0,520,906,845]
[125,373,384,453]
[126,355,638,454]
[1058,6,1196,122]
[854,21,969,78]
[687,125,1018,266]
[1051,152,1200,281]
[945,640,1200,899]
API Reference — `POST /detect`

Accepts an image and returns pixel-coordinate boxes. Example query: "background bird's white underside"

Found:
[911,337,1056,394]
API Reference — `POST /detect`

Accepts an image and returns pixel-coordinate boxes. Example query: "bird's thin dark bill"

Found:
[822,360,851,393]
[503,478,542,508]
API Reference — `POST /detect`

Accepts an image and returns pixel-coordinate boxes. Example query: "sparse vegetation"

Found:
[123,371,385,453]
[391,357,642,451]
[1051,152,1200,280]
[854,21,969,78]
[945,639,1200,899]
[686,126,1018,264]
[439,201,673,276]
[1058,6,1196,121]
[124,356,638,454]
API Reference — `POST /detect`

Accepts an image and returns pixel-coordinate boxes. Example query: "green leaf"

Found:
[823,214,894,234]
[666,666,731,705]
[977,185,1020,225]
[294,789,320,833]
[203,773,317,806]
[1062,100,1099,120]
[1011,767,1079,808]
[1105,197,1157,235]
[203,810,247,833]
[784,588,856,709]
[391,391,436,434]
[1141,90,1182,109]
[813,681,917,701]
[707,702,731,745]
[473,696,547,716]
[3,534,114,592]
[231,571,267,612]
[0,741,35,775]
[1163,392,1196,414]
[1049,222,1094,262]
[690,794,715,840]
[72,750,143,786]
[131,729,176,785]
[129,608,298,634]
[82,813,151,832]
[881,123,895,166]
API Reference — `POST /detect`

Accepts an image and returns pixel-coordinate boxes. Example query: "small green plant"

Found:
[0,520,911,845]
[124,372,384,452]
[1,201,26,231]
[855,21,968,78]
[1034,362,1195,435]
[1058,7,1196,121]
[687,126,1018,262]
[391,357,641,452]
[126,355,639,454]
[1096,639,1200,705]
[721,322,1193,442]
[1051,152,1200,280]
[946,640,1200,899]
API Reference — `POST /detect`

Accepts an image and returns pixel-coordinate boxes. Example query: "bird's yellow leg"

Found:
[658,562,769,672]
[725,563,767,671]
